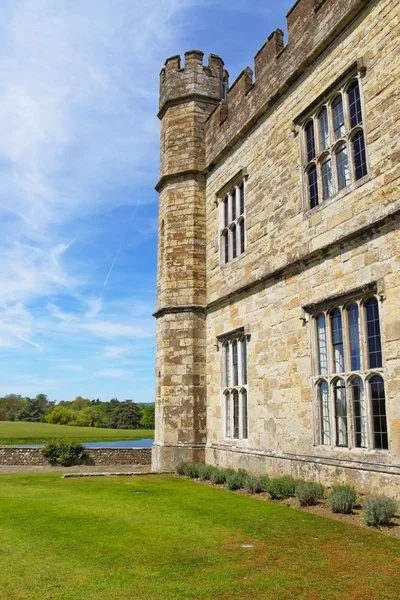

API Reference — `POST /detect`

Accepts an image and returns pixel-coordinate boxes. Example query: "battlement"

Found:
[159,51,227,118]
[205,0,372,165]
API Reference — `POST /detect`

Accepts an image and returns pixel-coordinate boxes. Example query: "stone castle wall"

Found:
[203,0,400,495]
[0,447,152,467]
[153,0,400,492]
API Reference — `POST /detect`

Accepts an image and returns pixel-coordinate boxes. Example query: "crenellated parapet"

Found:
[159,51,227,119]
[205,0,373,166]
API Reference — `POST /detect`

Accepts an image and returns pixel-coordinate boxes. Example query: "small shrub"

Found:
[210,468,228,485]
[176,461,189,476]
[245,475,267,494]
[41,439,88,467]
[226,469,248,491]
[328,485,357,514]
[197,464,214,480]
[175,462,199,478]
[267,476,297,500]
[363,495,397,527]
[295,482,325,506]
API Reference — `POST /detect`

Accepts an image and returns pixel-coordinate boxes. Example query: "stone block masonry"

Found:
[0,447,152,467]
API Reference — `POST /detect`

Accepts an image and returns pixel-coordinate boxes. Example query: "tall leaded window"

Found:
[302,76,368,210]
[352,377,366,448]
[310,292,387,451]
[220,331,248,440]
[370,375,388,450]
[219,177,246,264]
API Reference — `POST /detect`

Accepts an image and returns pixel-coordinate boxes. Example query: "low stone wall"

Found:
[0,447,152,467]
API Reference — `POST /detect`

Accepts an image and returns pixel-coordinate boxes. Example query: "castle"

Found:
[152,0,400,496]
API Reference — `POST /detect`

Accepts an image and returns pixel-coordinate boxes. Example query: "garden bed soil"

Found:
[189,477,400,540]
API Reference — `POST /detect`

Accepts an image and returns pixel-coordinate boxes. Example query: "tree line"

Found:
[0,394,155,429]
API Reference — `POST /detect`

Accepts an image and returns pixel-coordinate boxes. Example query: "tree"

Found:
[140,404,155,429]
[16,394,53,422]
[110,401,141,429]
[76,407,102,427]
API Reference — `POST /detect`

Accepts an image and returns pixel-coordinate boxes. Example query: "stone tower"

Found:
[152,51,226,471]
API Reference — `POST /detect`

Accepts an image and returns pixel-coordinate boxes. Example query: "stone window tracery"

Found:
[310,294,388,451]
[219,178,246,265]
[302,77,368,210]
[220,332,248,440]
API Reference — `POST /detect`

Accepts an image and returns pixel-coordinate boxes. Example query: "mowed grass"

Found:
[0,421,153,445]
[0,474,400,600]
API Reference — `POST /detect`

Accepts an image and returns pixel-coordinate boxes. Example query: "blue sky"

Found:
[0,0,293,403]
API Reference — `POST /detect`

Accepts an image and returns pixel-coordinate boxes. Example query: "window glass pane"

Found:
[231,189,236,221]
[348,81,362,129]
[241,338,247,385]
[370,376,388,450]
[319,108,330,150]
[239,220,245,255]
[224,196,229,227]
[352,132,367,180]
[365,298,382,369]
[305,121,316,162]
[225,344,230,387]
[231,225,237,259]
[320,380,330,445]
[239,183,245,215]
[332,96,345,139]
[308,165,319,208]
[352,377,367,448]
[317,314,328,375]
[334,379,348,446]
[232,340,238,386]
[348,304,362,371]
[321,155,334,199]
[242,390,248,439]
[223,232,228,264]
[336,144,350,190]
[225,393,231,437]
[330,308,344,373]
[233,391,239,439]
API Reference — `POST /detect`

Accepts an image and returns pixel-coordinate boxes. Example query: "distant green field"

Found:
[0,421,154,445]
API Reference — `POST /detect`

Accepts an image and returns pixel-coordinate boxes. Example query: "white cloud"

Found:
[94,369,131,379]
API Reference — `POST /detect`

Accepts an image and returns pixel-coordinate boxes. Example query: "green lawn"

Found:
[0,474,399,600]
[0,421,153,445]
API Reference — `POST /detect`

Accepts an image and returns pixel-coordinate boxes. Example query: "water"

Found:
[8,438,154,449]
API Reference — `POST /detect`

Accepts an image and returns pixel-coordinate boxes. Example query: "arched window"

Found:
[219,178,246,264]
[233,390,239,439]
[307,164,319,208]
[241,337,247,385]
[334,379,348,447]
[321,154,334,199]
[330,308,344,373]
[352,377,366,448]
[319,108,330,150]
[317,314,328,375]
[336,143,350,190]
[232,339,238,386]
[224,391,231,438]
[319,380,330,445]
[230,224,237,260]
[302,76,368,209]
[239,218,245,255]
[370,375,388,450]
[332,95,345,139]
[220,331,248,440]
[305,120,316,161]
[241,389,248,439]
[365,298,382,368]
[352,131,367,180]
[347,81,362,128]
[347,304,361,371]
